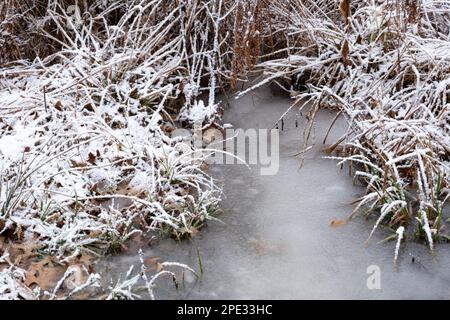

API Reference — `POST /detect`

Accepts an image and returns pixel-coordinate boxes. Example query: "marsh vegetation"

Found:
[0,0,449,299]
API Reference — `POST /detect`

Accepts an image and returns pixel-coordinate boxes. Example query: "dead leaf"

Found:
[11,243,39,265]
[64,265,88,291]
[69,159,87,168]
[90,179,107,194]
[200,162,209,171]
[190,227,200,238]
[55,101,63,111]
[162,123,176,134]
[155,262,164,272]
[330,219,347,228]
[45,212,61,224]
[87,152,96,165]
[356,34,363,44]
[25,257,65,290]
[144,256,162,271]
[248,238,286,256]
[79,253,95,273]
[323,144,345,156]
[82,103,94,112]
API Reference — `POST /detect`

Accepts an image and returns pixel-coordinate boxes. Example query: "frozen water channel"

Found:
[98,87,450,299]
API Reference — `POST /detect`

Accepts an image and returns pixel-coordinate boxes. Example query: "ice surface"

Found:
[97,87,450,299]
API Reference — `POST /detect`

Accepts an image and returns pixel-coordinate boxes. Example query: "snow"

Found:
[178,100,219,126]
[0,124,34,159]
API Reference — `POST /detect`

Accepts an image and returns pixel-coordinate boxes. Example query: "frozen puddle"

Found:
[98,87,450,299]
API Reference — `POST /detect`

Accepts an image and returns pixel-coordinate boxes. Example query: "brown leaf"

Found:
[356,34,363,44]
[155,262,164,272]
[63,264,88,291]
[54,101,63,111]
[190,227,200,238]
[248,238,286,256]
[11,243,39,265]
[330,219,348,228]
[87,152,96,165]
[79,253,95,273]
[200,161,209,171]
[69,159,87,168]
[162,124,176,134]
[323,144,345,156]
[82,103,94,112]
[45,212,61,224]
[25,257,65,290]
[144,256,162,271]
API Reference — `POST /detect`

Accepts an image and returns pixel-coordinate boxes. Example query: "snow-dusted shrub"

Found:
[0,0,246,261]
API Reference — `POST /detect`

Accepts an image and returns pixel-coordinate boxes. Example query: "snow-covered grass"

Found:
[0,0,224,249]
[248,0,450,260]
